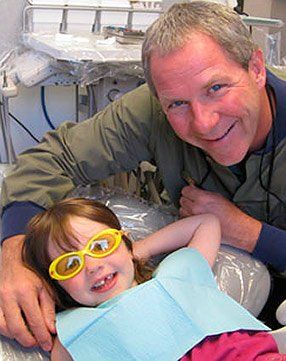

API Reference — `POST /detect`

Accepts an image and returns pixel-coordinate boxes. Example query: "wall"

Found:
[244,0,286,63]
[244,0,273,56]
[9,85,76,154]
[270,0,286,63]
[0,0,25,58]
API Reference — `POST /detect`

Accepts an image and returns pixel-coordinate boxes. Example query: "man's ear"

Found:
[248,49,266,89]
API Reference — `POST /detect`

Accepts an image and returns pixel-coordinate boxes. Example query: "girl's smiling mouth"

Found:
[91,272,117,293]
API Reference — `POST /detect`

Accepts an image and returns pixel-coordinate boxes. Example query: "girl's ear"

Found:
[248,49,266,89]
[122,233,134,254]
[123,230,132,239]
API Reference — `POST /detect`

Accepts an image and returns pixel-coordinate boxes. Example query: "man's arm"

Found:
[133,213,221,267]
[179,184,286,272]
[2,84,157,238]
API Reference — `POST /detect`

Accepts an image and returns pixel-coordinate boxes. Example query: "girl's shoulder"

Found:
[153,248,215,287]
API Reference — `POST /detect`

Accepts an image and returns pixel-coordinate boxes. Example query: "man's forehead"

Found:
[151,60,234,99]
[151,30,221,57]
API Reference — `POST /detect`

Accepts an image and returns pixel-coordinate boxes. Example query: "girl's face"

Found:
[48,216,137,306]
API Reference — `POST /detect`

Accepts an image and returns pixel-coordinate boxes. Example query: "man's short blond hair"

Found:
[142,1,258,95]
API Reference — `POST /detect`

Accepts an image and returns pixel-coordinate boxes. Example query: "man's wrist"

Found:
[223,213,262,253]
[1,235,25,262]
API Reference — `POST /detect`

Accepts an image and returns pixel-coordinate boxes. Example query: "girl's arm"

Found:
[133,214,221,267]
[51,337,73,361]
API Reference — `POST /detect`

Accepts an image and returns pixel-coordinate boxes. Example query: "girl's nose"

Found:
[84,255,104,275]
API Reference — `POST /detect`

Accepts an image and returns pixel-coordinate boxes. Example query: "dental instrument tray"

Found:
[104,26,145,44]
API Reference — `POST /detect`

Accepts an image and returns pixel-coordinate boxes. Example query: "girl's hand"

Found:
[132,241,150,260]
[51,337,73,361]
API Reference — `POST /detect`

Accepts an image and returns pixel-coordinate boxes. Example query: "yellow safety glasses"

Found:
[49,228,123,281]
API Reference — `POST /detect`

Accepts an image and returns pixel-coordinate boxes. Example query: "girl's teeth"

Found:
[93,274,114,289]
[94,279,105,287]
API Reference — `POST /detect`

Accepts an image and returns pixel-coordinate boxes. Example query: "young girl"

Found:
[22,198,285,361]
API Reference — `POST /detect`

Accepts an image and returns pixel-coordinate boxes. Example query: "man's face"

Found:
[150,32,271,166]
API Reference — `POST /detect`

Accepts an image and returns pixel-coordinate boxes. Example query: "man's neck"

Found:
[250,86,275,152]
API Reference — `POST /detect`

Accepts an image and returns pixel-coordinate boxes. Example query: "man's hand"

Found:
[0,235,56,351]
[179,185,262,252]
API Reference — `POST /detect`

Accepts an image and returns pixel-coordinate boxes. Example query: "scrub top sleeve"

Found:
[1,201,45,243]
[253,222,286,272]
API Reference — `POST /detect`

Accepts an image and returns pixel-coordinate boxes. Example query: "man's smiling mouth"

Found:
[207,122,236,142]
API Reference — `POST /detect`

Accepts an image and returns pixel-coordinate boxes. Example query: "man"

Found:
[1,1,285,352]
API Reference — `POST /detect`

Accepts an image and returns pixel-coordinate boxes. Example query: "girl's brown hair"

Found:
[22,198,154,311]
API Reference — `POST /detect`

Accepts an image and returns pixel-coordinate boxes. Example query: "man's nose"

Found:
[191,101,219,134]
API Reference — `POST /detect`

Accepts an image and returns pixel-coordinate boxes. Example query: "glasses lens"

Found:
[89,234,116,255]
[55,255,82,276]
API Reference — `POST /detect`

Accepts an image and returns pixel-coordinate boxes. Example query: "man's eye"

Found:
[209,84,223,93]
[168,100,188,109]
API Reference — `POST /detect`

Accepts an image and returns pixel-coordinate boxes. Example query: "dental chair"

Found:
[0,183,284,359]
[271,301,286,353]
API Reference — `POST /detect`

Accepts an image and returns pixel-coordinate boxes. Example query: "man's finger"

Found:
[3,299,37,347]
[21,292,53,351]
[0,306,12,339]
[39,287,56,334]
[179,206,192,218]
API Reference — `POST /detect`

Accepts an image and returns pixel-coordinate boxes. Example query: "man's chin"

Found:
[206,150,247,167]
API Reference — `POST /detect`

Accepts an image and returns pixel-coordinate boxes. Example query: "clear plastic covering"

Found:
[7,44,144,87]
[265,31,281,67]
[22,32,142,64]
[0,337,49,361]
[255,27,286,81]
[3,31,145,86]
[0,179,271,360]
[214,245,271,316]
[266,31,286,81]
[69,185,176,240]
[0,29,143,89]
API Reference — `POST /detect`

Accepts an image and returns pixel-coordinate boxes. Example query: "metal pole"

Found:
[1,96,16,164]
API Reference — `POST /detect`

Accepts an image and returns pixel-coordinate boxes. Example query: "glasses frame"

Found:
[49,228,123,281]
